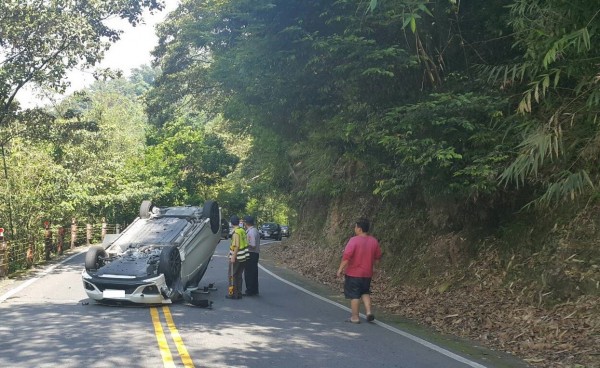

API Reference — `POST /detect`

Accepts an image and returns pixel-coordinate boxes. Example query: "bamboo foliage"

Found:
[526,170,595,209]
[500,127,562,188]
[495,0,600,206]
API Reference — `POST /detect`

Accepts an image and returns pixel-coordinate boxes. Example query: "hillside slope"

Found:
[265,196,600,368]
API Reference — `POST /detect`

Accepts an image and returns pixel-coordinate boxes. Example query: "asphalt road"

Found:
[0,239,526,368]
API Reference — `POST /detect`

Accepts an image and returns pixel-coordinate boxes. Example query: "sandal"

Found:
[345,318,361,324]
[366,314,375,322]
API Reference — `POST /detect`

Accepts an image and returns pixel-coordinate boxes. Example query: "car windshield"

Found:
[261,223,278,230]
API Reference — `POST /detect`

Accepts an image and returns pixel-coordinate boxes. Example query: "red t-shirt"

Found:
[342,235,382,277]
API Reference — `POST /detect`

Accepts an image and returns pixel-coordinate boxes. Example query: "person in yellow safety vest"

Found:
[227,215,249,299]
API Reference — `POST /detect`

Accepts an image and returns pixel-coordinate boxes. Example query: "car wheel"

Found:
[159,246,181,288]
[139,200,154,219]
[202,200,220,234]
[85,245,107,271]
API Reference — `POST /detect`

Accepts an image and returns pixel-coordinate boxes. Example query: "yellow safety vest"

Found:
[230,227,249,261]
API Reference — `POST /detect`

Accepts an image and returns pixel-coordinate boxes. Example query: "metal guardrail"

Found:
[0,222,122,277]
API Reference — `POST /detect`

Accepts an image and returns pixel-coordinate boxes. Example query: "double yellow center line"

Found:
[150,306,195,368]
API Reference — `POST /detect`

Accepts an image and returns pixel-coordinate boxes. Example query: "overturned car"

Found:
[81,200,221,304]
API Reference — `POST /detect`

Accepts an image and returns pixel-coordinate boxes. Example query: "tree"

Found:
[140,117,239,206]
[0,74,153,236]
[0,0,163,119]
[148,2,526,240]
[0,0,163,237]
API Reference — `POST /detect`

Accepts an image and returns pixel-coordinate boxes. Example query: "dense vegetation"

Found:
[148,0,600,221]
[1,0,161,236]
[147,0,600,281]
[1,1,599,365]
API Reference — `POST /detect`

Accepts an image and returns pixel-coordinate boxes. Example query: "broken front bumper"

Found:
[81,270,172,304]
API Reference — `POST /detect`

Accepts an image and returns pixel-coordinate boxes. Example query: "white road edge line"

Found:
[259,263,488,368]
[0,250,85,304]
[1,244,487,368]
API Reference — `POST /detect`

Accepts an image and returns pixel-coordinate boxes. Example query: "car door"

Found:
[178,221,219,283]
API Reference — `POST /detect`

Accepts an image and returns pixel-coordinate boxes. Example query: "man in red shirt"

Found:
[336,218,382,324]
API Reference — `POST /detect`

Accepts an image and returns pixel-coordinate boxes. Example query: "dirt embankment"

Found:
[264,241,599,368]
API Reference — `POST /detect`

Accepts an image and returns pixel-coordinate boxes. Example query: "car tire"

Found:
[139,200,153,219]
[158,246,181,288]
[85,245,107,271]
[202,200,220,234]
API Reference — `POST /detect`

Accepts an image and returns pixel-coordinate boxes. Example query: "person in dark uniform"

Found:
[243,215,260,296]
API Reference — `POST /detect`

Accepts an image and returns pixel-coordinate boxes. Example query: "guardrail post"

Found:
[70,218,77,248]
[44,221,52,261]
[57,226,65,255]
[101,218,107,241]
[26,237,34,268]
[86,223,92,245]
[0,230,7,276]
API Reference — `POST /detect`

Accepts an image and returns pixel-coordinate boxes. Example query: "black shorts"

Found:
[344,275,372,299]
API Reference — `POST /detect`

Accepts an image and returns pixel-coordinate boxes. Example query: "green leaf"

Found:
[402,15,412,29]
[368,0,378,12]
[417,4,433,17]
